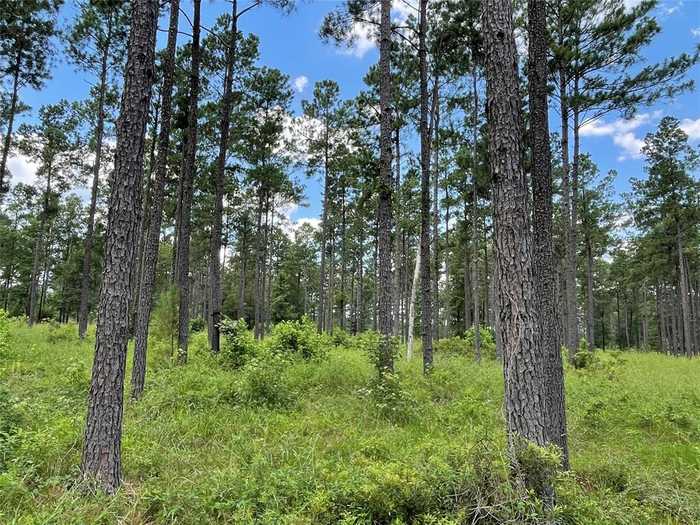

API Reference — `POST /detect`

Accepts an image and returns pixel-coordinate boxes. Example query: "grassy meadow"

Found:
[0,315,699,524]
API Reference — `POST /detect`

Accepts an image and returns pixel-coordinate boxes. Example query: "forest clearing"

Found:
[1,0,699,523]
[1,318,699,524]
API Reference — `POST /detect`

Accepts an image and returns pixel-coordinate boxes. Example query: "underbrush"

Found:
[0,315,698,524]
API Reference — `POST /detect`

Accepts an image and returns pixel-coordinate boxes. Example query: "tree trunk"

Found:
[418,0,433,373]
[29,168,52,326]
[483,0,549,491]
[81,0,157,493]
[471,69,481,363]
[528,0,568,468]
[377,0,394,374]
[175,0,201,363]
[585,233,595,350]
[209,0,239,354]
[677,222,693,356]
[0,51,21,195]
[407,246,421,360]
[131,0,180,400]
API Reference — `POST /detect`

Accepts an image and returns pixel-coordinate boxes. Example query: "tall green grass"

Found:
[0,317,698,524]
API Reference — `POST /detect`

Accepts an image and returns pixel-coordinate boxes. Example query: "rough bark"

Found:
[377,0,394,373]
[175,0,201,363]
[131,0,180,400]
[418,0,433,373]
[81,0,157,492]
[482,0,549,478]
[528,0,569,468]
[209,0,238,354]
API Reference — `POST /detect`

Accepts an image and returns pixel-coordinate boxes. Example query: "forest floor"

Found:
[0,319,699,524]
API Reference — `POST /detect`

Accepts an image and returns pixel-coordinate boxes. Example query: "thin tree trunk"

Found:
[131,0,180,400]
[29,168,52,326]
[418,0,433,373]
[407,245,421,360]
[0,51,21,195]
[585,233,595,350]
[471,69,481,363]
[81,0,157,493]
[175,0,201,363]
[209,0,238,353]
[377,0,394,373]
[677,223,693,356]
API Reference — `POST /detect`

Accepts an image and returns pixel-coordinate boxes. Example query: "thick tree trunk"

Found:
[419,0,433,373]
[377,0,394,373]
[175,0,201,363]
[81,0,157,493]
[209,1,238,354]
[131,0,180,400]
[0,52,21,195]
[483,0,549,489]
[528,0,568,468]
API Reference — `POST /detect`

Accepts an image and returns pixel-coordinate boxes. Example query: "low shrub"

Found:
[231,351,294,409]
[0,310,9,359]
[189,317,206,333]
[266,317,324,360]
[220,318,257,368]
[359,372,417,423]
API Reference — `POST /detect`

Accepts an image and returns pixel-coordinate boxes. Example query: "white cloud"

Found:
[580,113,659,160]
[293,75,309,93]
[295,217,321,230]
[680,117,700,140]
[339,1,415,59]
[340,21,375,59]
[623,0,643,10]
[6,153,40,186]
[692,27,700,38]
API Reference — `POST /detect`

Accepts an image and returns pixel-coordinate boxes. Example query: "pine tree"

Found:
[0,0,62,195]
[81,0,158,493]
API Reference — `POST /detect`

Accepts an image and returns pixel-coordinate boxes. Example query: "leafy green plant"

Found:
[266,316,324,360]
[0,310,9,359]
[219,318,257,368]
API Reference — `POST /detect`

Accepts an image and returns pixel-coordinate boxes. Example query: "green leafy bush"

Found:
[189,317,206,333]
[219,318,257,368]
[231,352,294,409]
[266,317,324,360]
[464,326,496,359]
[0,310,9,359]
[359,372,417,423]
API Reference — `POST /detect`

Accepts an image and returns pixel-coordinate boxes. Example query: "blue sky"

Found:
[8,0,700,226]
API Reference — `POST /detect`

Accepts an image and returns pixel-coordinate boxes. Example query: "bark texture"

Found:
[377,0,394,373]
[81,0,157,493]
[131,0,180,400]
[482,0,548,463]
[175,0,202,363]
[528,0,569,468]
[209,0,238,354]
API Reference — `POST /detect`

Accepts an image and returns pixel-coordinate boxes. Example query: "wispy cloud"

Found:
[680,117,700,140]
[691,27,700,38]
[339,1,416,59]
[293,75,309,93]
[580,113,659,160]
